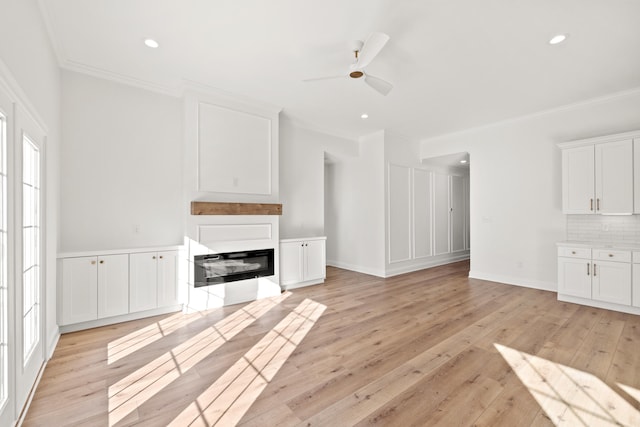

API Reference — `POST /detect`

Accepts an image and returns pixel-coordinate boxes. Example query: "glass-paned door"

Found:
[0,111,8,415]
[22,135,39,362]
[15,110,44,414]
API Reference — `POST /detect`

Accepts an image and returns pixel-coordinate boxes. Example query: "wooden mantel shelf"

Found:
[191,201,282,216]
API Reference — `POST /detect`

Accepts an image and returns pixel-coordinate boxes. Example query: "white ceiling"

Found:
[40,0,640,141]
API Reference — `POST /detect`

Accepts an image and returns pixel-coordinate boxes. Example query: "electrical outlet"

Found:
[602,223,610,232]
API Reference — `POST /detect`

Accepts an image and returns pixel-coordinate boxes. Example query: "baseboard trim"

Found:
[558,294,640,315]
[59,305,183,334]
[469,270,556,292]
[326,260,386,278]
[385,253,470,277]
[46,327,60,359]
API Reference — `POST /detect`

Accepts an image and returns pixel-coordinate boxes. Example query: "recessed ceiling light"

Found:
[549,34,568,45]
[460,159,468,164]
[361,113,369,119]
[144,38,159,48]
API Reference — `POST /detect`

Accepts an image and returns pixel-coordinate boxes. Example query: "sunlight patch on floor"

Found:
[168,298,326,427]
[495,343,640,426]
[107,292,290,426]
[108,310,205,365]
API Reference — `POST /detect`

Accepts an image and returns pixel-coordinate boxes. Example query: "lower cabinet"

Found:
[633,255,640,308]
[60,254,129,325]
[592,259,632,305]
[557,245,633,311]
[130,251,179,312]
[59,247,181,329]
[557,255,592,299]
[280,237,326,289]
[97,254,129,318]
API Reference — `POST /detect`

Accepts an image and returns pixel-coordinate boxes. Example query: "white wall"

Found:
[325,131,386,276]
[279,119,357,239]
[420,89,640,290]
[60,71,183,252]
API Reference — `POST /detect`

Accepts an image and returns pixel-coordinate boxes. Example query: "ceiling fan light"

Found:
[144,38,159,48]
[549,34,568,45]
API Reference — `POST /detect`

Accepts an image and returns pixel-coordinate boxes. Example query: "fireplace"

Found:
[193,248,275,288]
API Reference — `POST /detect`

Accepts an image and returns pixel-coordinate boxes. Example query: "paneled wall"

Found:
[386,163,470,276]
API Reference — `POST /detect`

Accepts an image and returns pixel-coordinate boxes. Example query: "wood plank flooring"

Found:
[23,261,640,426]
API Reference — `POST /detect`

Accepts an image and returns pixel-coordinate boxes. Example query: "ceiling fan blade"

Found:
[303,75,345,82]
[364,74,393,96]
[357,32,390,68]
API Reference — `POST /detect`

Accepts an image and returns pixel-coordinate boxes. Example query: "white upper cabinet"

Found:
[562,145,595,214]
[594,140,633,214]
[561,138,633,214]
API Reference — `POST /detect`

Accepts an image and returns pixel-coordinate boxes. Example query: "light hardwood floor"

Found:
[24,261,640,426]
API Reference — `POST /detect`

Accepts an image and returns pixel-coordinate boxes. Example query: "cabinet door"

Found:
[562,146,595,214]
[129,253,158,312]
[97,254,129,318]
[633,264,640,307]
[157,251,179,307]
[304,240,326,282]
[280,242,303,286]
[450,175,466,253]
[595,140,633,214]
[557,257,591,299]
[61,257,98,325]
[592,261,631,305]
[433,173,450,255]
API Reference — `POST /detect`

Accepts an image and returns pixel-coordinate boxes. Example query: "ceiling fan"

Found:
[304,32,393,96]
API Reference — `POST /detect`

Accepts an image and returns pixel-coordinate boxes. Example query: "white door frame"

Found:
[13,104,46,413]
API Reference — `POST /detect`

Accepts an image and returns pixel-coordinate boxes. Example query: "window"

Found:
[22,135,39,362]
[0,113,7,406]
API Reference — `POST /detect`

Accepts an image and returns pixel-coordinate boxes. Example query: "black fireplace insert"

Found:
[194,248,274,287]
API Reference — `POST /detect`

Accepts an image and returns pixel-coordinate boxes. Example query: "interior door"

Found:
[14,106,46,411]
[0,84,14,427]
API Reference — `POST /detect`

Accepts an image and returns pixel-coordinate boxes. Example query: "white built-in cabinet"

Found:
[130,251,179,312]
[59,247,181,330]
[280,237,326,289]
[633,253,640,307]
[557,244,636,313]
[560,138,633,214]
[60,254,129,324]
[97,255,130,318]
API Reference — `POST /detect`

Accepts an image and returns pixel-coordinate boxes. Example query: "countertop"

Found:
[557,241,640,251]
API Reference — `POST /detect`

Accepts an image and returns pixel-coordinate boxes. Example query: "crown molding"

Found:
[61,59,181,97]
[182,79,282,117]
[557,129,640,149]
[421,85,640,143]
[280,113,359,142]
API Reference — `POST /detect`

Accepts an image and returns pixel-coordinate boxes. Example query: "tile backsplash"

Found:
[567,215,640,243]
